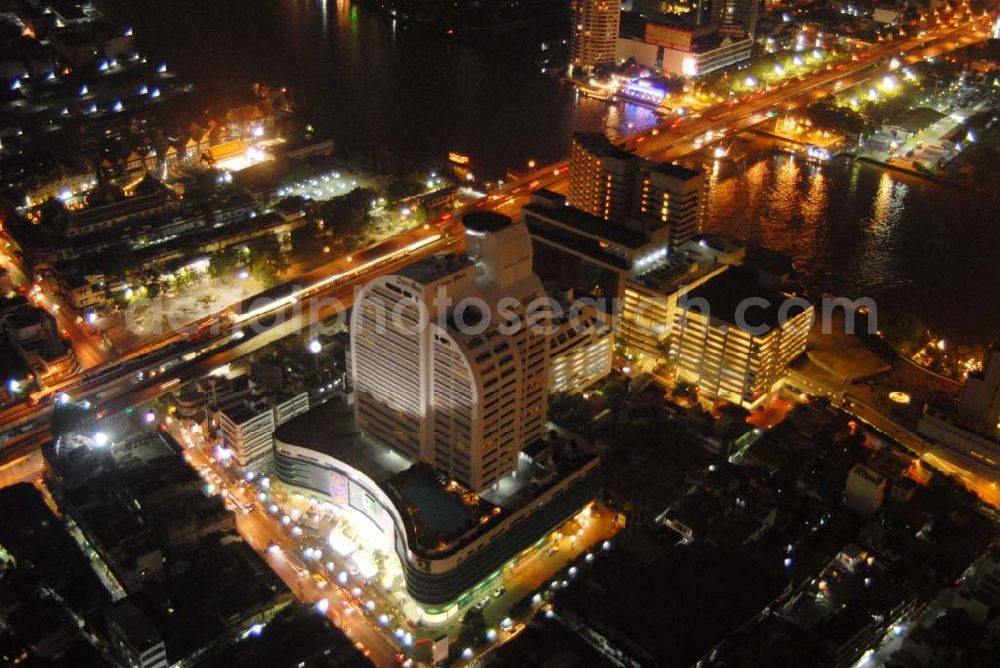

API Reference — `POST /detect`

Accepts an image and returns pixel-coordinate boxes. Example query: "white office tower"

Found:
[351,213,550,492]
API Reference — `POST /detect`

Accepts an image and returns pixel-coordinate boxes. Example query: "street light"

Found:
[93,432,109,447]
[308,339,322,354]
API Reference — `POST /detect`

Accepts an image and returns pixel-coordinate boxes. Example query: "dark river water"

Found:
[99,0,1000,345]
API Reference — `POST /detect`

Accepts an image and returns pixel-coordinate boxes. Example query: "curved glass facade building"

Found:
[272,397,601,622]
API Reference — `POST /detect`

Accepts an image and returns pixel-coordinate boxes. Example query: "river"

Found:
[98,0,1000,345]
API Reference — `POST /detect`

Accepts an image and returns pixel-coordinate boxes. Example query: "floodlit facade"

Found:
[619,265,727,362]
[570,0,621,72]
[659,35,753,77]
[670,270,813,407]
[351,212,549,492]
[216,402,276,472]
[569,133,707,248]
[617,238,743,368]
[549,302,614,394]
[215,392,309,472]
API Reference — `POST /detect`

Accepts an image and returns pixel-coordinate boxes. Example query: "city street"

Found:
[168,417,620,667]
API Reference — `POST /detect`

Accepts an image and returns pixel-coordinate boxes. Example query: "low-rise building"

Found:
[42,432,236,592]
[644,22,752,76]
[66,190,179,239]
[844,463,886,516]
[214,387,310,473]
[105,602,168,668]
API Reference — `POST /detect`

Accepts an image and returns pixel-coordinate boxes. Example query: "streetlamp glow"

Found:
[93,432,109,447]
[308,339,322,354]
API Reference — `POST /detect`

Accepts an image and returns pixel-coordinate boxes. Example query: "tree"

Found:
[103,241,136,282]
[600,380,627,410]
[673,380,697,402]
[457,608,487,649]
[251,262,279,289]
[317,187,375,238]
[38,197,68,233]
[290,222,326,265]
[51,402,94,438]
[208,248,241,280]
[878,310,927,355]
[384,176,425,201]
[548,392,591,428]
[802,101,867,135]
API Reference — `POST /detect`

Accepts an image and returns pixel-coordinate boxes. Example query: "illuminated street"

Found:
[167,416,620,666]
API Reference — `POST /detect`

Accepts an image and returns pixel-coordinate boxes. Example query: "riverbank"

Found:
[855,155,996,197]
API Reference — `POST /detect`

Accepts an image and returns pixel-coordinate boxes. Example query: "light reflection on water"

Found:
[705,154,1000,344]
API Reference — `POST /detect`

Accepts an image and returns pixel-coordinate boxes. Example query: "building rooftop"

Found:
[524,191,649,250]
[105,601,161,652]
[72,191,171,227]
[573,132,636,162]
[691,31,750,53]
[273,397,411,487]
[396,252,473,286]
[682,268,809,331]
[849,463,886,486]
[630,252,720,292]
[463,211,511,234]
[746,246,795,277]
[644,160,702,181]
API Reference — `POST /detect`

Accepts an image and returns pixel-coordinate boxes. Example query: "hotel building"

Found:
[568,133,707,248]
[636,161,708,248]
[569,133,642,223]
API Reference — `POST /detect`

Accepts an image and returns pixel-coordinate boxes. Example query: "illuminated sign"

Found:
[448,152,471,165]
[621,80,667,103]
[330,470,349,506]
[644,23,693,52]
